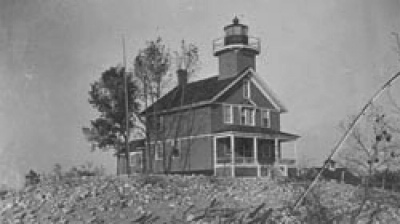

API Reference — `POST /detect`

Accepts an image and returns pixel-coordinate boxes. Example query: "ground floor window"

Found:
[129,151,143,172]
[216,137,232,164]
[169,139,181,159]
[234,137,254,164]
[154,142,163,160]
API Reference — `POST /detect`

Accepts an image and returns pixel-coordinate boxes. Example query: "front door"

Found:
[257,139,275,165]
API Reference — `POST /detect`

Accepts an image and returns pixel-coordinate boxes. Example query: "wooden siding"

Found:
[153,137,213,173]
[150,106,211,140]
[249,81,276,109]
[270,111,280,131]
[218,49,256,79]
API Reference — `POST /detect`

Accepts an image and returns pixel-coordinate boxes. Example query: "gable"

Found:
[250,70,288,112]
[214,71,285,112]
[215,77,276,109]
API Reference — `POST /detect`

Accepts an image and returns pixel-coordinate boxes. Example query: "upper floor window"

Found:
[223,105,233,124]
[261,110,270,128]
[243,79,251,99]
[240,107,255,126]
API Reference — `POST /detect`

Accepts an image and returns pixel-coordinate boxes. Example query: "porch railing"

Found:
[217,156,257,165]
[235,157,255,164]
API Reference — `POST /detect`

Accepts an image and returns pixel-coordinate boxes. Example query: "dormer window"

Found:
[261,110,271,128]
[243,79,251,99]
[240,107,255,126]
[223,105,233,124]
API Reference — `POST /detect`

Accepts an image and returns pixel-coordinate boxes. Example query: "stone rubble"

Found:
[0,175,399,223]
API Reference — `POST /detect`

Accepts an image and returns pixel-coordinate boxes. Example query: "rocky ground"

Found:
[1,174,400,223]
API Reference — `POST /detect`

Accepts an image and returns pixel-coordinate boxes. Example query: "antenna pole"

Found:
[122,35,131,175]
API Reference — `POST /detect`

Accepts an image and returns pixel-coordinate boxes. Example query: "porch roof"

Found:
[213,125,299,141]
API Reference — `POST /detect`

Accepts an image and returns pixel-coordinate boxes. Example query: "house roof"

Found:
[142,67,288,115]
[142,75,236,114]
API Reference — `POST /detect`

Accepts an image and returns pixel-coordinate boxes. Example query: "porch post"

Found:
[230,135,235,177]
[213,137,217,176]
[254,137,260,177]
[274,138,280,162]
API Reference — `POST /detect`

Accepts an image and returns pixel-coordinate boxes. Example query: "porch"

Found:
[213,133,297,177]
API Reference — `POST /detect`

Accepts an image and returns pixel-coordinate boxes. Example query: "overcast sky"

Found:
[1,0,400,187]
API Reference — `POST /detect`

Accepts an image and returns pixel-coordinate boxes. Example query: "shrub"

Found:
[25,169,40,186]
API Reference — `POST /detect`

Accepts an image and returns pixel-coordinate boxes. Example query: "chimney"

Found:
[177,69,188,86]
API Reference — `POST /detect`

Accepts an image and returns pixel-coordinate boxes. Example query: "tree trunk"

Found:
[116,154,121,175]
[124,134,131,175]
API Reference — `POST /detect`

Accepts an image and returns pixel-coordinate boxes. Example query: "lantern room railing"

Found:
[213,36,261,54]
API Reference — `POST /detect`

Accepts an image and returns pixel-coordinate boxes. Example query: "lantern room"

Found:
[224,17,249,45]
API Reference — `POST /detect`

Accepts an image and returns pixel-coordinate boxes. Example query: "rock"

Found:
[186,214,195,222]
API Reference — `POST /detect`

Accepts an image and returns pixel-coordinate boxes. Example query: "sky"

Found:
[1,0,400,188]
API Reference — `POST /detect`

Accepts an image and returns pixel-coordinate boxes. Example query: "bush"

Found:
[46,162,106,181]
[65,162,106,178]
[138,175,168,188]
[25,169,40,186]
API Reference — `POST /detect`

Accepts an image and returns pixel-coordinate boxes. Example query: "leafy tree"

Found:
[83,67,140,175]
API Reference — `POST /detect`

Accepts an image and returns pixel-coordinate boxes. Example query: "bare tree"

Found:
[133,37,171,173]
[337,107,400,222]
[338,107,400,176]
[133,38,200,174]
[157,40,201,174]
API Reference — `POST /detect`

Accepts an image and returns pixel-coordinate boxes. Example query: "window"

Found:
[170,140,181,159]
[261,110,270,128]
[216,137,232,164]
[129,151,143,168]
[240,107,255,126]
[155,142,163,160]
[243,79,251,99]
[223,105,233,124]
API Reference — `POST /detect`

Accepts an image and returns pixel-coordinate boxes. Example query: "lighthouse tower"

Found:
[213,17,261,79]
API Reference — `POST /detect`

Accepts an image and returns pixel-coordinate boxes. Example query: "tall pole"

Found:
[122,35,131,175]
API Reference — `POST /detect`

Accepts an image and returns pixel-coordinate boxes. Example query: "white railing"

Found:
[216,156,256,165]
[212,36,261,54]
